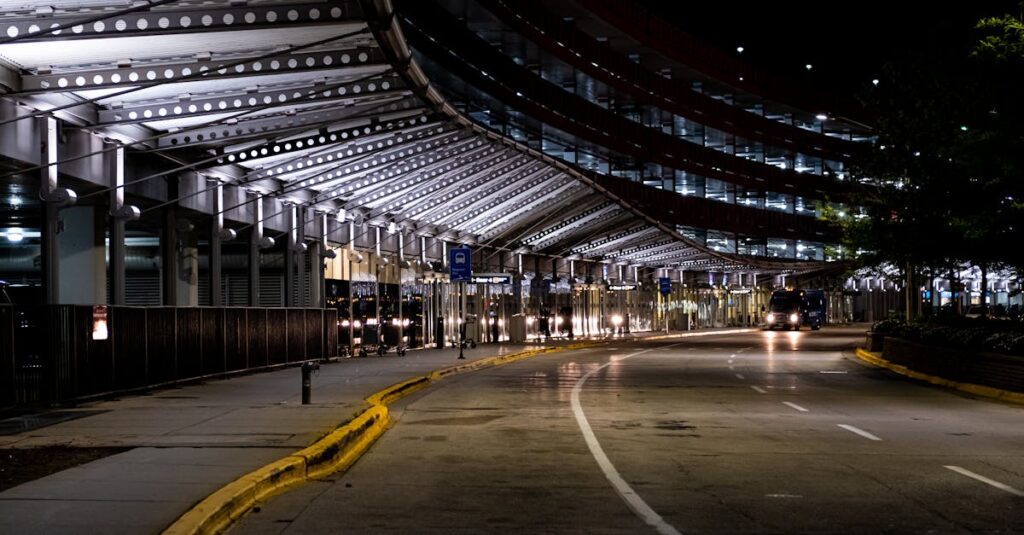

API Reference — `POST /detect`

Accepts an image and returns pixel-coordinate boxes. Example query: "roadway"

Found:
[234,325,1023,533]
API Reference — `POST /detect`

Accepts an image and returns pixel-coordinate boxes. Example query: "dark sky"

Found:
[645,1,1024,94]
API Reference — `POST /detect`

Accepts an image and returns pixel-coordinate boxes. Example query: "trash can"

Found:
[509,314,526,343]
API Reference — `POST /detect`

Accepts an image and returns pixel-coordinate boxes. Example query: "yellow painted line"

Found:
[164,342,601,535]
[855,348,1024,405]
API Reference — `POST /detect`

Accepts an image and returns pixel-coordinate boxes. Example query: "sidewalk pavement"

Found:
[0,328,748,534]
[0,341,553,535]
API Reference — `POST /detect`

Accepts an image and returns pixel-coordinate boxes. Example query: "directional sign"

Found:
[471,273,512,284]
[659,277,672,296]
[449,247,472,282]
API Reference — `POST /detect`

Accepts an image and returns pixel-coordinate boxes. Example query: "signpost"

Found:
[449,247,472,359]
[658,277,671,332]
[449,247,472,282]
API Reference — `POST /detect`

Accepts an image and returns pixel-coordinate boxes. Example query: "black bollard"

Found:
[301,361,319,404]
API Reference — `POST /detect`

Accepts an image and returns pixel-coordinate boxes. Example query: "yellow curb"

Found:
[365,376,432,407]
[855,347,1024,405]
[163,342,599,535]
[163,408,383,535]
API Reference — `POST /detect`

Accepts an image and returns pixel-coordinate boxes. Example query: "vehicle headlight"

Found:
[789,313,799,323]
[766,313,775,323]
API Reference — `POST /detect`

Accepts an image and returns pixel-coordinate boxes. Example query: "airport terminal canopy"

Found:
[0,0,842,274]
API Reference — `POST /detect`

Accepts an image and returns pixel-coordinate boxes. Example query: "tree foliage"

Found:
[830,15,1024,274]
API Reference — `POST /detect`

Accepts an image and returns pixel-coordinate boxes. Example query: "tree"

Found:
[828,14,1024,317]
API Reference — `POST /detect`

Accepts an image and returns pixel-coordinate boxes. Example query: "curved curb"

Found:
[855,347,1024,405]
[163,404,388,535]
[163,343,604,535]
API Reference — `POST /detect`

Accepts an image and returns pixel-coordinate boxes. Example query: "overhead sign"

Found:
[471,273,512,284]
[449,247,472,282]
[659,277,672,296]
[609,284,637,291]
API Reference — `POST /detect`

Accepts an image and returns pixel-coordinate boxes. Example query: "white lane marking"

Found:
[729,354,737,358]
[765,493,803,499]
[571,346,683,535]
[819,370,847,374]
[837,424,882,441]
[728,365,735,370]
[750,386,767,394]
[944,465,1024,497]
[735,373,745,380]
[782,402,809,412]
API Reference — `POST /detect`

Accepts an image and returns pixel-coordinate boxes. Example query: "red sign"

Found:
[92,305,109,341]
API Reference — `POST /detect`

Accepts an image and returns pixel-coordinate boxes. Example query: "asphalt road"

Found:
[234,326,1023,534]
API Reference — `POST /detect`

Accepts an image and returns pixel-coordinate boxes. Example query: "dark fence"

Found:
[0,305,337,409]
[883,337,1024,394]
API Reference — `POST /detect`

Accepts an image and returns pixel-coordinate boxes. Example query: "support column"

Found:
[285,204,297,307]
[296,206,307,307]
[310,212,327,309]
[110,211,126,305]
[40,116,62,305]
[249,194,263,307]
[209,184,225,306]
[108,145,134,306]
[162,206,178,305]
[176,220,199,306]
[58,206,106,304]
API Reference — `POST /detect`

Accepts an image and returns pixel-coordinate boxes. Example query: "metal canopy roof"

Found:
[0,0,828,274]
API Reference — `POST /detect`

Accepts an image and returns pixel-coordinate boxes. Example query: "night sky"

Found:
[646,1,1024,95]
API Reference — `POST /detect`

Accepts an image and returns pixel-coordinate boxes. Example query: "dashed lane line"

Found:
[570,345,683,535]
[837,424,882,441]
[735,373,745,380]
[782,402,809,412]
[944,465,1024,497]
[750,386,767,394]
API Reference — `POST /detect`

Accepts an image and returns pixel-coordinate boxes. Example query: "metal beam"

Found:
[0,2,364,43]
[475,180,583,239]
[248,121,449,183]
[525,202,616,246]
[158,95,418,149]
[318,134,486,204]
[21,46,387,93]
[572,226,659,255]
[98,75,403,125]
[363,146,515,216]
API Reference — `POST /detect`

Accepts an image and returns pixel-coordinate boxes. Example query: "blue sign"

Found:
[449,247,472,282]
[659,277,672,296]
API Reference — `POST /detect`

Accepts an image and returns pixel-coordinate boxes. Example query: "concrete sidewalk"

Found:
[0,328,749,534]
[0,342,548,534]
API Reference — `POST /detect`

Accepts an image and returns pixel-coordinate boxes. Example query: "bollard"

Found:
[301,361,319,404]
